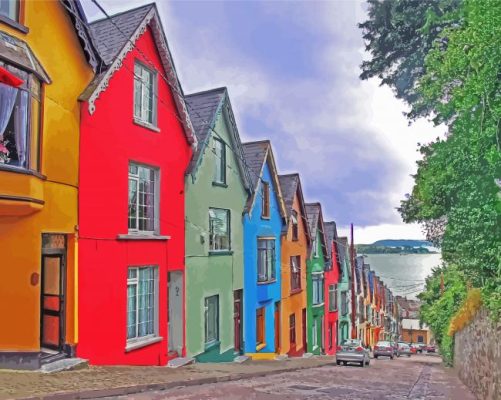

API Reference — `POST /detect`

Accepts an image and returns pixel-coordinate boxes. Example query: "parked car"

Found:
[374,341,394,359]
[415,343,426,353]
[397,342,412,357]
[336,339,371,367]
[409,343,418,354]
[426,344,436,353]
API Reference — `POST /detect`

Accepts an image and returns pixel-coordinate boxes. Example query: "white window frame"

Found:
[209,208,231,251]
[133,61,158,127]
[312,273,324,305]
[128,162,159,234]
[204,295,219,345]
[126,266,159,347]
[257,238,276,283]
[313,234,319,258]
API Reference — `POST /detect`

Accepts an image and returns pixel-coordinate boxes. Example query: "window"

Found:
[291,210,298,241]
[329,284,338,312]
[312,274,324,305]
[204,295,219,345]
[312,234,319,258]
[0,0,19,21]
[256,307,265,346]
[127,266,157,341]
[289,314,296,345]
[209,208,230,251]
[257,239,276,282]
[128,163,158,233]
[134,62,156,125]
[417,335,424,343]
[290,256,301,291]
[341,291,348,315]
[261,181,270,218]
[213,138,226,184]
[0,62,41,170]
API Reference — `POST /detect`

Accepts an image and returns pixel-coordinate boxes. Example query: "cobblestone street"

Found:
[101,355,474,400]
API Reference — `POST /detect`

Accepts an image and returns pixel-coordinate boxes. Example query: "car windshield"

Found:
[376,341,391,346]
[400,344,409,348]
[342,339,361,347]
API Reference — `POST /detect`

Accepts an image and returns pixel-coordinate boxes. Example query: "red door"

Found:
[302,308,307,352]
[233,290,242,354]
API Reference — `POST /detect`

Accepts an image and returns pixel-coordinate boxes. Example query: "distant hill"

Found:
[356,239,437,254]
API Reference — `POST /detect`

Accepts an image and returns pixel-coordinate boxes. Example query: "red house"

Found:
[323,221,341,355]
[77,4,196,365]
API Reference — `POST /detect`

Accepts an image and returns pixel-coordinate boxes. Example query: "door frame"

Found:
[302,308,307,352]
[40,251,66,351]
[233,290,243,354]
[274,301,280,353]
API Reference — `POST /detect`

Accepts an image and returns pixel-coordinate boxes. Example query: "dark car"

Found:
[426,344,436,353]
[336,339,371,367]
[374,341,394,359]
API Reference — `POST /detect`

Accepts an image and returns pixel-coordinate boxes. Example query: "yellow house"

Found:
[0,0,99,369]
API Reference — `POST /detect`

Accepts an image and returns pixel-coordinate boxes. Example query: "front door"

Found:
[233,290,242,354]
[302,308,307,352]
[274,302,280,353]
[168,271,183,356]
[40,254,65,351]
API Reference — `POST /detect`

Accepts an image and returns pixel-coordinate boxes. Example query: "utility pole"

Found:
[350,223,357,339]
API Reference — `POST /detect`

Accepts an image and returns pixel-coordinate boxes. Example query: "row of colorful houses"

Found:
[0,0,402,369]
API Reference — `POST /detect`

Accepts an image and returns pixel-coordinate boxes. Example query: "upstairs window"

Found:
[209,208,230,251]
[257,238,275,283]
[341,291,348,315]
[213,138,226,184]
[291,210,298,241]
[312,234,319,258]
[261,181,270,218]
[0,62,41,170]
[290,255,301,291]
[312,274,324,305]
[329,284,338,312]
[0,0,19,21]
[128,163,158,233]
[134,62,157,126]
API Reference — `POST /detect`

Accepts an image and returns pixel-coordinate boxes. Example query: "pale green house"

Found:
[184,87,252,362]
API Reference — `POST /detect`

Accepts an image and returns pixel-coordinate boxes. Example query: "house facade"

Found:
[77,4,195,365]
[336,237,352,344]
[278,174,310,357]
[0,0,98,369]
[305,203,327,355]
[184,88,251,362]
[323,221,341,355]
[242,141,286,359]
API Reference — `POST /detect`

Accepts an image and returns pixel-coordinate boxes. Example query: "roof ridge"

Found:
[185,87,227,97]
[89,3,155,25]
[278,173,299,178]
[242,139,271,146]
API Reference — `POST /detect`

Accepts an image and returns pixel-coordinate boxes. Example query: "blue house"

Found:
[242,141,286,358]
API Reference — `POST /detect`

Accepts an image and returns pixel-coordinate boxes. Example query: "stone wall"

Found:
[453,307,501,400]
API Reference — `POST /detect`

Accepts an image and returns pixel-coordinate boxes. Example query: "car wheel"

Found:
[337,360,341,365]
[359,361,364,367]
[407,354,411,358]
[365,358,370,366]
[390,356,394,360]
[375,355,378,359]
[343,361,347,365]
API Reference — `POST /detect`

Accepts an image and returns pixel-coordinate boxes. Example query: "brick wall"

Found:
[454,307,501,400]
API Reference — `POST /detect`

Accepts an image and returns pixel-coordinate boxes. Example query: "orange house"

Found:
[0,0,99,369]
[278,174,311,356]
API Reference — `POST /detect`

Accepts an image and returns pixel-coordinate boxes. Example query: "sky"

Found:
[81,0,445,244]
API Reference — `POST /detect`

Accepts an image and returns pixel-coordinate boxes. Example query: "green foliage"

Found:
[418,265,467,365]
[356,244,435,254]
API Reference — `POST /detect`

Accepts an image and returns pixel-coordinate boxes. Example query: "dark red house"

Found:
[77,4,196,365]
[323,221,341,355]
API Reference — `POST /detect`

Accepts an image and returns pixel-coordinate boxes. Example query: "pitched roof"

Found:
[278,173,311,240]
[338,236,348,268]
[242,141,286,217]
[80,3,196,147]
[323,221,337,260]
[305,202,327,259]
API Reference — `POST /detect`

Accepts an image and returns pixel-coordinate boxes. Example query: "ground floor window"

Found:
[127,266,157,341]
[289,314,296,345]
[256,307,265,346]
[204,295,219,345]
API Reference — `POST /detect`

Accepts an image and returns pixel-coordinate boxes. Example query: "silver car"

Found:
[374,341,394,359]
[397,342,412,357]
[336,339,371,367]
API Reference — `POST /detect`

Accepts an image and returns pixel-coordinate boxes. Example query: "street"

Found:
[101,354,475,400]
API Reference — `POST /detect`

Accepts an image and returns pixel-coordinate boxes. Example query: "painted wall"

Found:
[77,27,192,365]
[185,107,248,362]
[306,230,326,355]
[324,241,340,355]
[243,162,283,356]
[279,192,307,356]
[337,247,352,344]
[0,1,94,356]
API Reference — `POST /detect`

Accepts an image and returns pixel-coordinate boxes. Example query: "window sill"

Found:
[117,233,170,241]
[208,250,233,256]
[261,216,271,220]
[212,181,228,188]
[125,336,162,352]
[0,164,46,180]
[257,279,277,285]
[290,288,302,295]
[256,343,266,352]
[204,340,220,351]
[0,15,29,33]
[133,118,161,133]
[312,302,324,308]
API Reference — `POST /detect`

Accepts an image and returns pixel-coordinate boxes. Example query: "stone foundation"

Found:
[453,307,501,400]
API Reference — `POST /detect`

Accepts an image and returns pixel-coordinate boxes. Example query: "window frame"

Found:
[204,295,219,346]
[312,273,324,306]
[261,181,270,219]
[133,60,158,128]
[0,0,20,23]
[329,284,338,312]
[213,137,226,185]
[290,255,301,292]
[257,238,276,283]
[126,266,159,346]
[208,208,231,252]
[256,307,265,346]
[341,291,348,316]
[128,162,160,235]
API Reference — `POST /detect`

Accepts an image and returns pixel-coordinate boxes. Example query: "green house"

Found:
[184,87,252,362]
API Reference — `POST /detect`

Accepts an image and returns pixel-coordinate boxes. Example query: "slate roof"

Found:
[323,221,336,260]
[242,141,269,190]
[185,88,226,173]
[278,174,298,218]
[305,203,320,237]
[89,4,153,65]
[338,236,348,268]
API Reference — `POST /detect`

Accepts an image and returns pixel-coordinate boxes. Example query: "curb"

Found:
[16,361,338,400]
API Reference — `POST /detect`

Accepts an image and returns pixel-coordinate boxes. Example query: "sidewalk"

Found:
[0,356,337,400]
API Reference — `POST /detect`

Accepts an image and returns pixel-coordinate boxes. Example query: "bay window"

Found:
[257,238,275,283]
[0,62,41,170]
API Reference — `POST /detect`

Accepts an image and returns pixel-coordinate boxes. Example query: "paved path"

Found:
[101,355,475,400]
